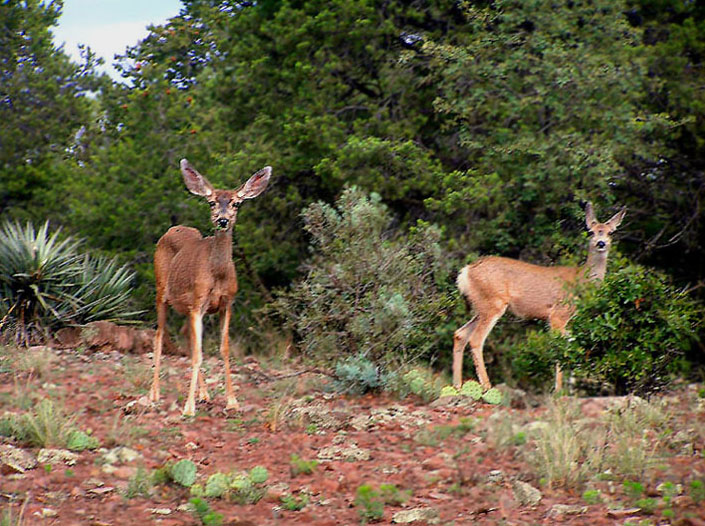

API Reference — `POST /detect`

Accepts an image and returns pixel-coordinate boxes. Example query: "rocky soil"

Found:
[1,345,705,526]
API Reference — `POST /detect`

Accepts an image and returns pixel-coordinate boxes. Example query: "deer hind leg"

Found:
[183,311,204,417]
[219,304,239,410]
[467,305,508,391]
[549,309,571,393]
[149,299,168,403]
[452,316,478,388]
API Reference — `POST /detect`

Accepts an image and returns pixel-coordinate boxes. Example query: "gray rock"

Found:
[392,508,440,524]
[547,504,588,518]
[37,449,79,466]
[0,445,37,473]
[512,480,542,507]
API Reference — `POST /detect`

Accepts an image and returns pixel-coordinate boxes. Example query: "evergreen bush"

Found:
[271,187,456,378]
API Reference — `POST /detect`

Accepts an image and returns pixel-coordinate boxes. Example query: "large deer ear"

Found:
[180,159,214,197]
[605,206,627,232]
[584,202,597,228]
[237,166,271,200]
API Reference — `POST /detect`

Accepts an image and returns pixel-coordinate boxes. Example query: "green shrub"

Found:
[189,498,223,526]
[0,220,139,345]
[271,188,456,378]
[354,485,385,524]
[0,399,99,451]
[510,259,702,395]
[280,492,310,511]
[290,454,318,477]
[333,355,383,395]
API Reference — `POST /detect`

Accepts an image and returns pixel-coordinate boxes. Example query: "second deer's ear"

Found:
[605,206,627,232]
[584,202,597,228]
[180,159,215,197]
[237,166,271,200]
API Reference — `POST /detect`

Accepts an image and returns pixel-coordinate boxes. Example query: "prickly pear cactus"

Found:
[230,473,253,491]
[205,472,230,498]
[440,385,459,397]
[249,466,269,484]
[460,380,483,401]
[482,387,502,405]
[171,459,197,487]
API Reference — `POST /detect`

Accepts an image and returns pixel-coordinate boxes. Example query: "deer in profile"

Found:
[452,203,626,392]
[149,159,271,416]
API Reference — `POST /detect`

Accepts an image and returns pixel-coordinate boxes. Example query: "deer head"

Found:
[584,202,627,254]
[180,159,271,231]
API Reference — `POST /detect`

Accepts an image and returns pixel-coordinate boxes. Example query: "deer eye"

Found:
[587,230,595,237]
[232,202,241,209]
[208,201,215,209]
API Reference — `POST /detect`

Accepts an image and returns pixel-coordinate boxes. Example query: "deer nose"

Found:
[596,240,606,249]
[217,218,229,229]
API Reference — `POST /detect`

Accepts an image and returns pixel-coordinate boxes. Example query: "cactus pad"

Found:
[440,385,459,397]
[482,387,502,405]
[460,380,483,400]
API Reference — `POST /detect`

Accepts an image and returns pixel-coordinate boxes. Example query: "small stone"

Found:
[547,504,588,518]
[149,508,172,515]
[37,449,79,466]
[606,508,640,518]
[317,444,371,462]
[512,480,542,507]
[0,445,37,473]
[392,508,440,524]
[487,470,504,483]
[40,508,58,518]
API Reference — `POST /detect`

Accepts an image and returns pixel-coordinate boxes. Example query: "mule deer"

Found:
[149,159,271,416]
[452,203,626,392]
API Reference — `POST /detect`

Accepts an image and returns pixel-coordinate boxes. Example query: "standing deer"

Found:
[149,159,271,416]
[452,203,626,392]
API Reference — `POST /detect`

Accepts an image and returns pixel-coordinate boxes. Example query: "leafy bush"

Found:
[272,187,456,377]
[509,259,701,395]
[0,220,138,345]
[355,485,385,524]
[333,355,383,395]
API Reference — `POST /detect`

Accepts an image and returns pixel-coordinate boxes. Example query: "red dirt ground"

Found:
[1,346,705,526]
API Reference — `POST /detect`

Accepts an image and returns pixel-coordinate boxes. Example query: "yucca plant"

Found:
[69,254,141,323]
[0,221,82,345]
[0,219,139,345]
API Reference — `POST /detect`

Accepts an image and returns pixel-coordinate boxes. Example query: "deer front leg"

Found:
[184,311,204,417]
[149,300,168,403]
[452,316,478,389]
[183,322,210,402]
[219,304,239,410]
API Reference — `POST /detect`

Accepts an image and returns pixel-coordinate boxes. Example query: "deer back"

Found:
[460,256,580,320]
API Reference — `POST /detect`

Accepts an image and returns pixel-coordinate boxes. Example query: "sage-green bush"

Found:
[271,187,457,374]
[511,258,702,395]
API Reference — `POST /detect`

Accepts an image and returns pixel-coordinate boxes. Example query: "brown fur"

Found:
[452,203,626,391]
[149,159,271,416]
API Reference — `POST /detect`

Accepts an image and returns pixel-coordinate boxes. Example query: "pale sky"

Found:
[51,0,183,81]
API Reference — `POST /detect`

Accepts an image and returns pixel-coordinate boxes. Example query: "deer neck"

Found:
[583,248,608,282]
[209,229,233,273]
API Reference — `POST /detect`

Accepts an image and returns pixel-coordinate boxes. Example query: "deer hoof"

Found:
[182,400,196,417]
[225,397,240,411]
